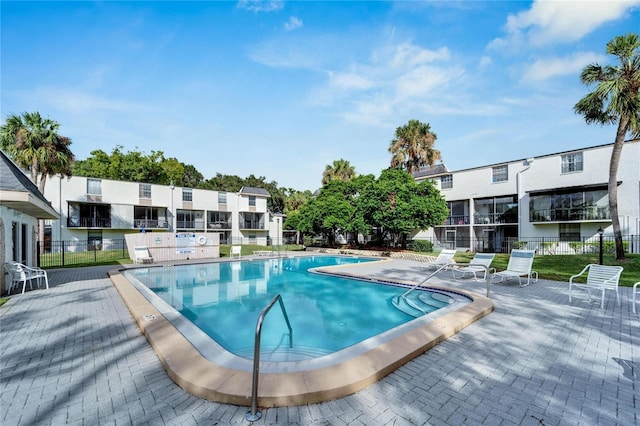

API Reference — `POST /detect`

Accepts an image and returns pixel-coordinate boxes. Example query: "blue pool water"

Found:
[125,256,459,361]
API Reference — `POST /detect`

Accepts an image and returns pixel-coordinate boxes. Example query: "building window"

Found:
[559,223,580,242]
[218,192,227,204]
[88,229,103,249]
[249,195,256,207]
[139,183,151,199]
[87,178,102,195]
[561,152,583,173]
[492,165,508,183]
[182,188,192,202]
[441,175,453,189]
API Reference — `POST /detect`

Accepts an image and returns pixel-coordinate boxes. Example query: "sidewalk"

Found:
[1,261,638,425]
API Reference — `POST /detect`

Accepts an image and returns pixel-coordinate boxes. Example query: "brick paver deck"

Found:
[1,260,638,425]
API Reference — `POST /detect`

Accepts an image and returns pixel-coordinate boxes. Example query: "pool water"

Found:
[126,256,459,361]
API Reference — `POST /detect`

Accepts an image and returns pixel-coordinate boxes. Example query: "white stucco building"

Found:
[413,139,640,253]
[42,177,280,248]
[1,151,59,291]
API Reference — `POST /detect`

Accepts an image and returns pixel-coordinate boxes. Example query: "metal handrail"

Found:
[394,262,493,307]
[246,294,293,422]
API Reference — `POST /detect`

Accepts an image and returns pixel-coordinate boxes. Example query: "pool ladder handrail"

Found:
[246,294,293,422]
[394,262,492,309]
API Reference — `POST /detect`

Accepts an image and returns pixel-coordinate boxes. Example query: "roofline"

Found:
[422,138,639,177]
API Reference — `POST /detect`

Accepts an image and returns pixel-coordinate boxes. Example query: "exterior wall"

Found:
[0,206,38,292]
[43,177,277,247]
[415,140,640,252]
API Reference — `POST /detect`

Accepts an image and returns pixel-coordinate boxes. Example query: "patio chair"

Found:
[4,262,49,294]
[452,253,495,281]
[134,246,153,264]
[491,249,538,287]
[230,245,242,258]
[569,264,623,309]
[423,249,456,271]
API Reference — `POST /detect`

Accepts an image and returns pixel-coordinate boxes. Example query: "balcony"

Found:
[207,221,232,230]
[442,215,470,226]
[134,219,169,229]
[240,221,264,230]
[176,220,205,230]
[474,212,517,224]
[530,207,609,222]
[67,217,111,228]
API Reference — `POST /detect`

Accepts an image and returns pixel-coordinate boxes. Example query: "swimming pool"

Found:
[111,254,493,406]
[124,256,467,363]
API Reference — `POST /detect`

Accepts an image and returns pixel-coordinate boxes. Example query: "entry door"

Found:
[446,230,456,249]
[482,229,495,252]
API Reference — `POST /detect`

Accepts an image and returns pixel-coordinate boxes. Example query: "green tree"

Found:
[359,168,447,249]
[1,112,75,193]
[321,158,356,185]
[574,32,640,260]
[1,111,76,249]
[289,180,357,246]
[389,119,441,174]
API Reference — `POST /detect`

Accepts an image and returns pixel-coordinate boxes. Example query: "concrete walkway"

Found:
[1,260,638,425]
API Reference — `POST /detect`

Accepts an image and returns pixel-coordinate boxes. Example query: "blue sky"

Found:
[2,1,639,191]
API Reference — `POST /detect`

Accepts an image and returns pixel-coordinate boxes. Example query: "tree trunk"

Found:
[609,117,628,261]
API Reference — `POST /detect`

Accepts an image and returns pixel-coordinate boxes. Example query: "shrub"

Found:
[513,241,528,249]
[411,239,433,252]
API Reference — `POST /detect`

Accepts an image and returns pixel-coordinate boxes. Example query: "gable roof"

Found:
[0,150,59,219]
[239,186,271,197]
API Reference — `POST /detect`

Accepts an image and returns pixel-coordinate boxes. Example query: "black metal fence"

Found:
[37,239,129,268]
[421,234,640,255]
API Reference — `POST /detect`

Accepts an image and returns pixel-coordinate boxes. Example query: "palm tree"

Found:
[1,112,75,248]
[574,33,640,260]
[389,119,441,174]
[322,159,356,185]
[1,112,75,191]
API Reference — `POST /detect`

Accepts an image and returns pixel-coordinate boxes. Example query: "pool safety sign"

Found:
[175,233,196,254]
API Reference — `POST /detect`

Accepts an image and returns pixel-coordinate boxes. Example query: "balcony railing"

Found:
[474,212,517,224]
[241,221,264,230]
[442,215,470,225]
[530,207,609,222]
[67,217,111,228]
[207,221,232,230]
[134,219,169,229]
[176,220,205,230]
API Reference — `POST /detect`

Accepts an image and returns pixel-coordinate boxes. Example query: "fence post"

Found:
[61,240,65,266]
[37,241,41,267]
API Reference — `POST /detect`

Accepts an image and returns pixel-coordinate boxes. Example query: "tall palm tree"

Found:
[1,112,75,191]
[322,159,356,185]
[574,33,640,260]
[1,112,75,248]
[389,119,441,175]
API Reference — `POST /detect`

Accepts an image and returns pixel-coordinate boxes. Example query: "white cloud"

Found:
[522,51,606,81]
[237,0,284,13]
[478,56,492,68]
[495,0,640,47]
[284,16,303,31]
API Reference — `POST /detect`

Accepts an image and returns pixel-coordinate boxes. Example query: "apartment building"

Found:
[43,177,280,248]
[413,139,640,253]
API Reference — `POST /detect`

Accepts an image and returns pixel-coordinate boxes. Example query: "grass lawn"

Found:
[452,252,640,287]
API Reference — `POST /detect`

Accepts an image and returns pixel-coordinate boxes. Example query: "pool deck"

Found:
[1,256,638,425]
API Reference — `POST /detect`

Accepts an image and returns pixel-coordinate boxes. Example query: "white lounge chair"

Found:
[4,262,49,294]
[230,245,242,258]
[569,264,623,309]
[134,246,153,264]
[491,249,538,287]
[423,249,456,270]
[452,253,495,281]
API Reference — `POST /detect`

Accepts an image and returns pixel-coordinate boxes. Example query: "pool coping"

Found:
[108,259,494,407]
